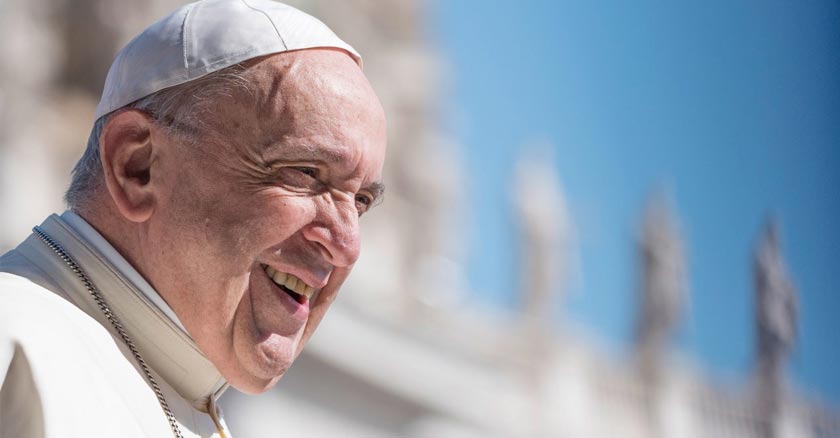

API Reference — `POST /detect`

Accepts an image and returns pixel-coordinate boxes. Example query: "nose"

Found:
[302,199,361,268]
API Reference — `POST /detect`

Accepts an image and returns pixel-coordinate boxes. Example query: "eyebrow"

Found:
[366,182,386,206]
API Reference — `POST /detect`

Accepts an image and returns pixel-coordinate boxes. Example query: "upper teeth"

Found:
[263,265,316,299]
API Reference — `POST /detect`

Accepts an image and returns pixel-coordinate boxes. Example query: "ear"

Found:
[99,110,158,223]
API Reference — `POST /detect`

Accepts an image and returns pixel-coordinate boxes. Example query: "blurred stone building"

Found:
[1,1,838,437]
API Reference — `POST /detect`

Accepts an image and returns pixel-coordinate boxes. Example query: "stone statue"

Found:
[755,219,798,368]
[635,194,686,372]
[513,146,571,327]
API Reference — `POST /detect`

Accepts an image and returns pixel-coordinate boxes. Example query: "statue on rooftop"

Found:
[635,194,687,374]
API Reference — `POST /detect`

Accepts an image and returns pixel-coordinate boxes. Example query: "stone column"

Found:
[753,219,798,438]
[512,146,572,435]
[634,193,687,437]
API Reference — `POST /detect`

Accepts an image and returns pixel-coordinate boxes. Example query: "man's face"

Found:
[143,50,386,393]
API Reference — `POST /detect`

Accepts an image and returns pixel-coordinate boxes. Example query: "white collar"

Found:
[27,212,229,405]
[61,210,189,334]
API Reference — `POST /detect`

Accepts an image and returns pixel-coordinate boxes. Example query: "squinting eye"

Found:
[270,166,324,192]
[294,167,318,178]
[355,194,374,214]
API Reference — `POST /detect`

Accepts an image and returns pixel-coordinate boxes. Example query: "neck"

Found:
[74,201,155,297]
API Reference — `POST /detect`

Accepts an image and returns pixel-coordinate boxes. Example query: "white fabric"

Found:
[0,214,230,437]
[61,210,188,333]
[94,0,362,120]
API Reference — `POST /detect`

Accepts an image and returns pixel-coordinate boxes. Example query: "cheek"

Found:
[243,191,320,242]
[176,192,296,261]
[162,185,319,282]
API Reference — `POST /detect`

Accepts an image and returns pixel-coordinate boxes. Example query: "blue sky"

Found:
[431,1,840,404]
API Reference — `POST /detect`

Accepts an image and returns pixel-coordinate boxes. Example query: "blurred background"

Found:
[1,0,839,437]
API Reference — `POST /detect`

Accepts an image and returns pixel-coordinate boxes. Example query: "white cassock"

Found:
[0,212,232,437]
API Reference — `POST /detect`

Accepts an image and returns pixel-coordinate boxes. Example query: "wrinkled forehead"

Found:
[246,50,383,127]
[197,49,386,172]
[238,51,385,151]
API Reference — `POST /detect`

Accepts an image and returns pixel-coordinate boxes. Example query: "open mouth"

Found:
[262,264,317,304]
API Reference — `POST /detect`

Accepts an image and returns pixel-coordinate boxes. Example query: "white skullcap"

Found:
[94,0,361,120]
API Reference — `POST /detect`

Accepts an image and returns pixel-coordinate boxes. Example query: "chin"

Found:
[229,334,298,394]
[230,372,286,395]
[226,360,290,394]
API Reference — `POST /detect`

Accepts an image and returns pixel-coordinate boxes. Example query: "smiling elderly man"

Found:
[0,1,386,437]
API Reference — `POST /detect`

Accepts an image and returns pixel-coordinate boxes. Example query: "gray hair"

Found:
[65,63,253,210]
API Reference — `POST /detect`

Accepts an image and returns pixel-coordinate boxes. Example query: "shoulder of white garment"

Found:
[0,272,174,437]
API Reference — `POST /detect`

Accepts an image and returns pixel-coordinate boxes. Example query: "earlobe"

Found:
[99,110,157,223]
